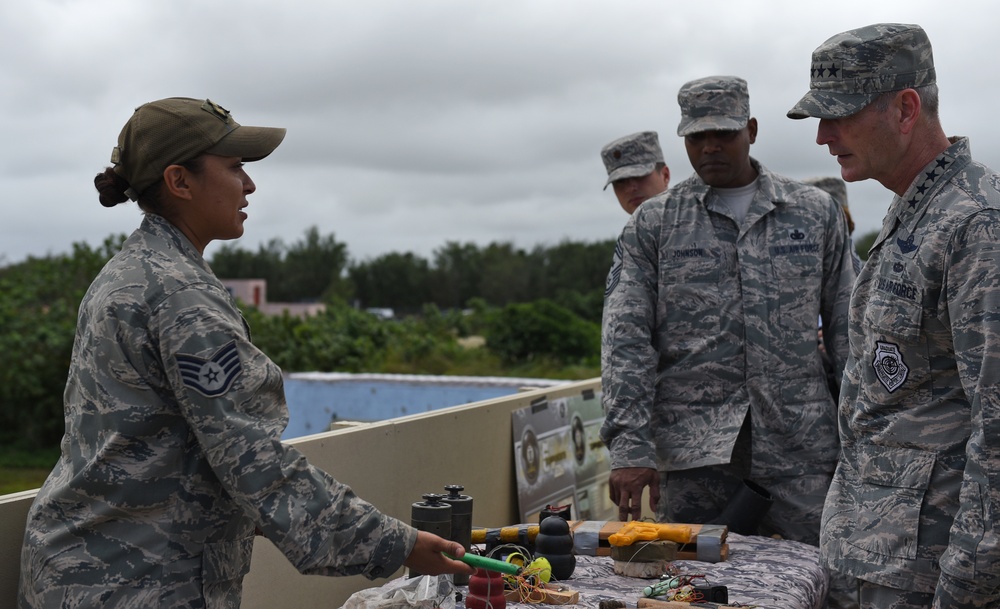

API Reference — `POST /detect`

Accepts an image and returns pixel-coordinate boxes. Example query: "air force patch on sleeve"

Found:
[872,341,908,393]
[176,341,243,397]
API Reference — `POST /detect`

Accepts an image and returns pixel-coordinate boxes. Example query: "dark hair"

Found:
[842,205,856,235]
[94,168,132,208]
[93,157,206,214]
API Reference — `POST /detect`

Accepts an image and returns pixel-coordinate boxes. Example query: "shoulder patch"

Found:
[872,341,908,393]
[176,341,243,397]
[605,239,623,297]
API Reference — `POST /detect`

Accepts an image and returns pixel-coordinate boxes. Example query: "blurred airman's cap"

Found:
[804,176,855,234]
[787,23,935,120]
[677,76,750,137]
[601,131,664,190]
[803,176,848,209]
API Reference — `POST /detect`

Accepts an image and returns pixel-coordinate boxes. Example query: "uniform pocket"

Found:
[862,277,923,342]
[771,246,822,333]
[756,377,838,468]
[202,535,254,608]
[202,535,254,583]
[846,444,934,560]
[664,246,721,284]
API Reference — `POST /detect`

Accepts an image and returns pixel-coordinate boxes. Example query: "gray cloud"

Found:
[2,0,997,267]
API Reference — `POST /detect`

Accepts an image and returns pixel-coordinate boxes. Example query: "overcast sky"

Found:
[3,0,997,267]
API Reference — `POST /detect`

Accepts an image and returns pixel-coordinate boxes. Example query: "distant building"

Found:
[365,307,395,320]
[221,278,325,317]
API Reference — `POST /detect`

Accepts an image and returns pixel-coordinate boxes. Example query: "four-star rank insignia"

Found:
[176,341,243,397]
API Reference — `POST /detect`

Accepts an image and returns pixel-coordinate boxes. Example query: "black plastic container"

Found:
[534,515,576,580]
[410,493,452,577]
[442,484,473,586]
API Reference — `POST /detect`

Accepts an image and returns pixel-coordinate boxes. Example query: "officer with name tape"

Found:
[601,76,856,553]
[17,98,473,609]
[790,23,1000,608]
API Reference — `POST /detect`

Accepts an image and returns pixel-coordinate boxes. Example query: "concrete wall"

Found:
[0,378,603,609]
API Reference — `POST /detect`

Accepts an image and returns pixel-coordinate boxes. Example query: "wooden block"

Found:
[638,598,741,609]
[504,583,579,605]
[569,521,729,562]
[539,587,579,605]
[612,558,673,578]
[594,543,728,561]
[610,540,678,562]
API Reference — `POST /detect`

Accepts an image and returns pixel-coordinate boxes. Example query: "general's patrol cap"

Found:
[788,23,936,120]
[677,76,750,137]
[601,131,664,190]
[111,97,286,200]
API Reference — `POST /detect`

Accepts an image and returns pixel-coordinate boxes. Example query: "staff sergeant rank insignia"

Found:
[605,238,623,297]
[176,341,243,397]
[873,341,909,393]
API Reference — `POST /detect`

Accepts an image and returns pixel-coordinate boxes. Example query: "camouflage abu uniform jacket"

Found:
[18,214,416,609]
[600,158,855,478]
[821,137,1000,607]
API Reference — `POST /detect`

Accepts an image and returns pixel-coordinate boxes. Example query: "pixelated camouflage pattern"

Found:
[18,214,416,609]
[377,534,828,608]
[601,131,665,189]
[600,158,855,480]
[803,177,863,275]
[579,533,828,609]
[676,76,750,137]
[756,474,833,547]
[858,580,933,608]
[821,137,1000,608]
[788,23,936,120]
[803,176,849,211]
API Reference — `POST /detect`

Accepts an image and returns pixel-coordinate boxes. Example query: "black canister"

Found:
[535,515,576,581]
[442,484,474,586]
[410,493,452,577]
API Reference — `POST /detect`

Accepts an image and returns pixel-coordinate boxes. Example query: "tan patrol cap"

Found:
[111,97,286,200]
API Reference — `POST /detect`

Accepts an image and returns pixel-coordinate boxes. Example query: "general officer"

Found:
[17,97,473,609]
[790,23,1000,609]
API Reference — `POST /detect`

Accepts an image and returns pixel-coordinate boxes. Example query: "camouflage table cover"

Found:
[540,532,827,608]
[368,533,827,608]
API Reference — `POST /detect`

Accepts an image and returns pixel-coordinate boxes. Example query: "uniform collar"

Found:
[891,136,968,222]
[140,213,212,272]
[872,137,970,254]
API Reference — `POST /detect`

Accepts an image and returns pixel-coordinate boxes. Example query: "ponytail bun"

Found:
[94,167,130,207]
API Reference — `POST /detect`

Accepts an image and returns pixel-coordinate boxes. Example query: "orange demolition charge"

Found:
[607,521,694,546]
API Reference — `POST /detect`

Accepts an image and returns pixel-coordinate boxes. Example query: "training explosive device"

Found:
[607,521,694,546]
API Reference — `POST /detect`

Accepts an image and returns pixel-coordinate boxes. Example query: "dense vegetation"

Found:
[0,224,877,477]
[0,227,611,455]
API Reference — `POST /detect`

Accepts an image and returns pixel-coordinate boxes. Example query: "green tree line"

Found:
[0,228,612,450]
[0,225,878,452]
[211,227,614,320]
